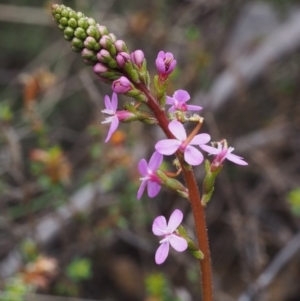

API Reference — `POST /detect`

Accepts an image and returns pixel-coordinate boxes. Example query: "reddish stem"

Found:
[136,83,213,301]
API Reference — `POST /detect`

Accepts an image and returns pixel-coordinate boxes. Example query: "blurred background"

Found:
[1,0,300,300]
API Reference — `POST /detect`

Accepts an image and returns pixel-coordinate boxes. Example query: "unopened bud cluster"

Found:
[52,4,149,93]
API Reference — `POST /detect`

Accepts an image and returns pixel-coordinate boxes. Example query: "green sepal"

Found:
[201,160,223,206]
[102,39,117,57]
[153,75,168,108]
[156,170,189,199]
[124,62,139,83]
[123,103,157,124]
[125,89,147,102]
[71,37,84,49]
[177,225,204,260]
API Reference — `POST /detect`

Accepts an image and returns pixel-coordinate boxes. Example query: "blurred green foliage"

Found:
[145,273,181,301]
[287,188,300,217]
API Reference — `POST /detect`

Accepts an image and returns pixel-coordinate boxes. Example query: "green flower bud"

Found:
[59,17,68,27]
[81,48,96,59]
[68,18,77,28]
[58,24,65,30]
[87,18,96,26]
[201,160,222,206]
[53,14,61,23]
[86,26,100,40]
[74,27,87,40]
[61,9,69,18]
[78,18,89,30]
[71,37,84,49]
[156,170,189,198]
[64,26,74,38]
[84,36,97,50]
[177,225,204,260]
[69,11,77,19]
[77,12,85,19]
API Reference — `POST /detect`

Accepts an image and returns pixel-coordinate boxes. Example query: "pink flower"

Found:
[137,151,163,199]
[152,209,188,264]
[200,142,248,167]
[101,93,133,142]
[155,120,210,166]
[167,90,202,112]
[155,51,177,78]
[112,76,132,94]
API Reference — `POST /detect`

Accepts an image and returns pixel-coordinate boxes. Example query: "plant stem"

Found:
[137,84,214,301]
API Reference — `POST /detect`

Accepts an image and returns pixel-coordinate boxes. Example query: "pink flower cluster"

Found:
[100,50,248,264]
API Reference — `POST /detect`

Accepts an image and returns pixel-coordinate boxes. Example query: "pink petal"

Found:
[155,242,169,265]
[156,58,165,73]
[155,139,181,155]
[226,153,248,165]
[104,95,112,111]
[169,120,186,141]
[184,145,204,166]
[152,216,167,236]
[157,50,165,59]
[148,151,163,170]
[137,180,147,200]
[167,106,176,113]
[138,159,148,176]
[167,209,183,232]
[169,235,188,252]
[111,92,118,111]
[190,133,211,145]
[147,181,161,198]
[105,117,119,142]
[186,105,203,111]
[173,90,190,103]
[200,144,220,154]
[166,96,174,105]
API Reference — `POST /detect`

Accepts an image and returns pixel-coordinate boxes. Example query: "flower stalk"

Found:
[51,5,249,301]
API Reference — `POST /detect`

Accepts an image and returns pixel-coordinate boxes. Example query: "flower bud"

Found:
[115,40,128,53]
[94,62,109,75]
[97,25,109,36]
[74,27,87,40]
[97,49,111,62]
[112,76,132,94]
[84,36,97,50]
[78,17,89,29]
[86,25,100,40]
[116,52,131,67]
[131,50,144,67]
[82,48,96,59]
